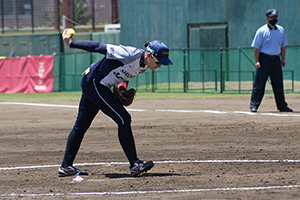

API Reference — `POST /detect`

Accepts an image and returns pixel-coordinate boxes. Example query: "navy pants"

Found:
[61,73,138,167]
[250,54,287,110]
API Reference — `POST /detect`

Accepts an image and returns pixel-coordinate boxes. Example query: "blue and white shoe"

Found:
[130,160,154,176]
[58,166,88,177]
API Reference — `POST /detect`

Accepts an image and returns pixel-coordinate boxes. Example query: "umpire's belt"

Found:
[82,67,90,76]
[260,52,279,59]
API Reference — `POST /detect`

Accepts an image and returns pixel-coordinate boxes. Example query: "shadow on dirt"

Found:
[267,111,299,113]
[104,173,181,179]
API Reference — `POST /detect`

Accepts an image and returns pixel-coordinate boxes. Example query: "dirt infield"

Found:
[1,96,300,199]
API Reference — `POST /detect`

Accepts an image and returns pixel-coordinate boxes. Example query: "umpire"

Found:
[250,9,292,112]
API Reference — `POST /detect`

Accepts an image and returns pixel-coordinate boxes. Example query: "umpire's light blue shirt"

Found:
[251,24,288,56]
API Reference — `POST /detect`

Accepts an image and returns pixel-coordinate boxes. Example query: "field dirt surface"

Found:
[1,96,300,199]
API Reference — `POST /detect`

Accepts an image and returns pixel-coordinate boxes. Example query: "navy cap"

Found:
[266,9,278,17]
[146,40,173,65]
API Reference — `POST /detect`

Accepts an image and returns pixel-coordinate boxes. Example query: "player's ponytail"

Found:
[144,41,149,48]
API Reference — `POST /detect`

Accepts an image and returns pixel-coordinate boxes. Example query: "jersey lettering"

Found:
[120,69,134,79]
[113,71,123,79]
[99,46,149,88]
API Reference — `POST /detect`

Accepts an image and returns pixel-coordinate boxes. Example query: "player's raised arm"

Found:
[70,41,107,54]
[62,28,107,54]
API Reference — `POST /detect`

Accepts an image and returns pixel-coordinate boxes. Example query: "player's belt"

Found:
[82,68,90,76]
[260,53,279,58]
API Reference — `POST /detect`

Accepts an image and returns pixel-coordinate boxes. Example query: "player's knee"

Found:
[119,113,131,125]
[73,123,90,133]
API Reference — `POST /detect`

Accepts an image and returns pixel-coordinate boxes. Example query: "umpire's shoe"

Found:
[58,166,88,177]
[130,160,154,176]
[279,106,293,112]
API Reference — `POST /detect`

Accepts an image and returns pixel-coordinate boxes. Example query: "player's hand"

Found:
[281,60,286,67]
[255,62,261,68]
[62,29,72,47]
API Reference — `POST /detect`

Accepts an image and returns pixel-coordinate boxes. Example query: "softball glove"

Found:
[113,86,136,106]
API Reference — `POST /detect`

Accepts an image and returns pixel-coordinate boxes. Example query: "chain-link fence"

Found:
[0,0,118,34]
[52,45,300,93]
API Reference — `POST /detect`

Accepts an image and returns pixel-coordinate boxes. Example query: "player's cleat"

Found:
[250,107,257,112]
[58,166,88,177]
[130,160,154,176]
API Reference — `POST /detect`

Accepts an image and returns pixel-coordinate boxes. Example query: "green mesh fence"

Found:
[53,45,300,93]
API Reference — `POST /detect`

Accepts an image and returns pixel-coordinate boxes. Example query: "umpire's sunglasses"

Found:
[151,54,161,65]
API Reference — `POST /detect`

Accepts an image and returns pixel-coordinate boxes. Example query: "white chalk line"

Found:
[1,159,300,197]
[1,159,300,171]
[1,102,299,117]
[1,184,300,197]
[0,101,78,108]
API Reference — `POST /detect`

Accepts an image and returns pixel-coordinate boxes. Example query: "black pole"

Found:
[112,0,114,23]
[151,70,155,92]
[56,0,60,32]
[1,0,4,34]
[31,0,34,33]
[58,54,62,92]
[92,0,95,32]
[15,0,19,30]
[72,0,75,27]
[183,48,187,92]
[220,48,223,93]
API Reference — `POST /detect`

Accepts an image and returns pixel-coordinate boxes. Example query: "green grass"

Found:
[0,92,81,101]
[0,92,299,102]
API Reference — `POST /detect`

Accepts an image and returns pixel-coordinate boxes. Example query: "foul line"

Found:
[1,184,300,197]
[1,159,300,171]
[0,101,78,108]
[0,102,299,117]
[1,159,300,197]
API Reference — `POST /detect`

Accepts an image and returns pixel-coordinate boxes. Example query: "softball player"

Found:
[58,29,173,177]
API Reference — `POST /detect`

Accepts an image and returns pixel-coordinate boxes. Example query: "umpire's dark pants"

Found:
[250,54,287,110]
[61,73,138,168]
